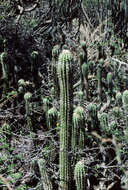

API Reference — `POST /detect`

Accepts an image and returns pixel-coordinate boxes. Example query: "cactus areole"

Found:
[58,50,73,190]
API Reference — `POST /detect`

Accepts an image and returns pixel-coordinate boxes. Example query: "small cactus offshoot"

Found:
[24,92,32,130]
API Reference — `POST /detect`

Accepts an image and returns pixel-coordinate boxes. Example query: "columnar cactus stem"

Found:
[116,92,122,107]
[47,107,58,130]
[99,113,108,135]
[122,90,128,134]
[0,52,9,97]
[38,159,53,190]
[52,45,60,97]
[79,42,88,99]
[31,51,39,88]
[58,49,73,190]
[24,92,32,130]
[82,63,88,100]
[107,72,113,98]
[88,103,100,134]
[72,106,84,153]
[97,59,103,102]
[74,159,87,190]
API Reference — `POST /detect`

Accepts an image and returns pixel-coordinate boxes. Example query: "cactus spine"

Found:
[74,159,87,190]
[0,52,9,97]
[24,92,32,130]
[58,49,73,190]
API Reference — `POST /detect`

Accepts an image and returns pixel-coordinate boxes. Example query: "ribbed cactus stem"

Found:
[82,63,88,100]
[58,49,73,190]
[0,52,9,97]
[38,159,53,190]
[88,103,100,133]
[100,113,108,134]
[52,45,60,97]
[47,107,58,130]
[74,159,87,190]
[31,51,39,88]
[116,92,122,107]
[24,92,32,130]
[123,90,128,133]
[97,59,103,102]
[79,42,88,99]
[72,106,84,152]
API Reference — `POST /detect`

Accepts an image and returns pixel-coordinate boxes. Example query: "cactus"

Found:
[58,49,73,190]
[31,51,39,88]
[74,159,87,190]
[72,106,85,153]
[82,63,88,100]
[52,45,60,97]
[77,91,84,106]
[79,42,88,99]
[99,113,108,134]
[43,97,51,129]
[38,159,53,190]
[122,90,128,132]
[107,72,113,96]
[0,52,9,97]
[47,107,58,130]
[97,59,103,102]
[116,92,122,107]
[88,103,100,134]
[24,92,32,130]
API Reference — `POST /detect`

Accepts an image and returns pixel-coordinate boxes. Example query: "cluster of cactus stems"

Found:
[24,92,32,130]
[0,52,9,97]
[57,49,73,190]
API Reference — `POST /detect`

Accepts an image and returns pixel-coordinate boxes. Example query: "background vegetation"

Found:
[0,0,128,189]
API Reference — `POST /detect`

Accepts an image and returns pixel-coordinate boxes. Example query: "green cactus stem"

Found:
[52,45,60,97]
[123,90,128,135]
[74,159,87,190]
[88,103,100,134]
[82,63,89,100]
[24,92,32,130]
[43,97,51,129]
[38,158,53,190]
[116,92,122,107]
[77,91,84,106]
[58,49,73,190]
[72,106,84,153]
[0,52,9,97]
[79,42,88,99]
[31,51,39,88]
[97,59,103,102]
[47,107,58,130]
[99,113,108,135]
[107,72,113,97]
